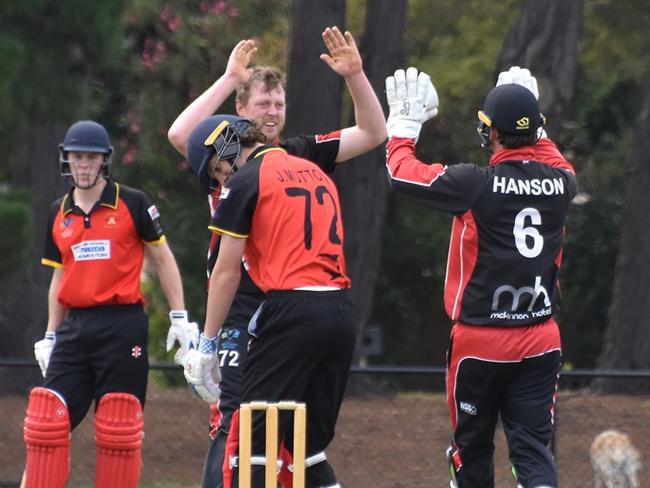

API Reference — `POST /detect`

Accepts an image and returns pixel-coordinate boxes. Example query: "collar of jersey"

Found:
[247,145,286,162]
[61,179,120,216]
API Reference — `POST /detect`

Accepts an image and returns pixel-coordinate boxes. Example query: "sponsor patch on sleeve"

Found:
[148,205,160,221]
[315,130,342,143]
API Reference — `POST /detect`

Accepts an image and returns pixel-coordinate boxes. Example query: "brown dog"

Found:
[590,430,641,488]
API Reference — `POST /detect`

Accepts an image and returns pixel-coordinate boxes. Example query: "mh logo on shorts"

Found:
[131,345,142,358]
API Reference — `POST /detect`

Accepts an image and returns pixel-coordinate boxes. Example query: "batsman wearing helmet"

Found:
[23,120,197,488]
[183,114,355,488]
[384,67,577,488]
[167,26,385,488]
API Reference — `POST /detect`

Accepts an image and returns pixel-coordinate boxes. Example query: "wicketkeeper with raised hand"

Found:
[384,67,577,488]
[167,25,385,488]
[23,120,198,488]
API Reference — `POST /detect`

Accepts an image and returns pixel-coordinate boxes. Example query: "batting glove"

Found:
[166,310,200,366]
[34,331,55,377]
[385,67,439,140]
[183,333,222,404]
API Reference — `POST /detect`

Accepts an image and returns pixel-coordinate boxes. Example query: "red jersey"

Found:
[42,180,166,308]
[209,145,350,293]
[205,132,342,284]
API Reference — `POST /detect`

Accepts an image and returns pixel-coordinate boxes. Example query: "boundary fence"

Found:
[1,360,649,487]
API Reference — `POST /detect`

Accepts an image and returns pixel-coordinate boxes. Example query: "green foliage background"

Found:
[1,0,648,369]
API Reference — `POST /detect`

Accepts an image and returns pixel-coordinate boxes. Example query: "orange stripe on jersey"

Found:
[41,258,63,268]
[209,225,248,239]
[144,235,167,245]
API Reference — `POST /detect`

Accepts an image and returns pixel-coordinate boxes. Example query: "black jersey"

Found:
[387,137,577,327]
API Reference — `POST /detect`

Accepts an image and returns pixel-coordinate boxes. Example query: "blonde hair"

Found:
[236,66,286,106]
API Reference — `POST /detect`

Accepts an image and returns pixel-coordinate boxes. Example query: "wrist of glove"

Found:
[166,310,200,366]
[34,332,56,378]
[385,67,439,140]
[169,310,188,321]
[183,333,221,403]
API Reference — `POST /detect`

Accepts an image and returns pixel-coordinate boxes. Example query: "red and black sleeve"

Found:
[281,131,341,174]
[120,185,165,242]
[386,137,487,215]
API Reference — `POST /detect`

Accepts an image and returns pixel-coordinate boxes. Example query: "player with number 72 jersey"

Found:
[209,145,350,293]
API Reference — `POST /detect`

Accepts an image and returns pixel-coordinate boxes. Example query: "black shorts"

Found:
[242,289,356,455]
[44,304,148,429]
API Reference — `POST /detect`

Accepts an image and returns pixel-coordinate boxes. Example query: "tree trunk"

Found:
[284,0,345,137]
[333,0,406,365]
[595,60,650,392]
[497,0,584,139]
[0,125,68,394]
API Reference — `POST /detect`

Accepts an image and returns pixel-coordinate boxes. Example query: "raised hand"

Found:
[320,26,362,77]
[385,67,439,140]
[225,39,258,84]
[496,66,539,100]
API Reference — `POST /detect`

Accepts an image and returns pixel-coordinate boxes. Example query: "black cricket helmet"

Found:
[477,84,545,147]
[59,120,113,178]
[187,115,254,193]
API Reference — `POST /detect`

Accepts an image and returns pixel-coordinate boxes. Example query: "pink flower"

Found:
[123,147,138,165]
[127,111,142,135]
[212,0,227,15]
[160,4,182,32]
[141,36,167,70]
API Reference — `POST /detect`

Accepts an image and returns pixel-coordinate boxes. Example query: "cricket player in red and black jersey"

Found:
[23,120,196,488]
[182,115,355,488]
[384,67,577,488]
[168,26,385,488]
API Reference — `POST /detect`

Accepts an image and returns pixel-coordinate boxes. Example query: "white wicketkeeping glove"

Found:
[34,331,55,377]
[496,66,547,138]
[183,333,221,404]
[421,72,440,121]
[385,67,439,140]
[166,310,200,366]
[496,65,539,100]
